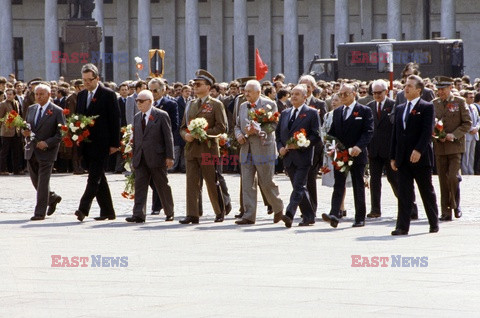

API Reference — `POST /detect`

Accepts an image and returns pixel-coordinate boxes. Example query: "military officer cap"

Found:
[27,77,43,87]
[236,76,257,87]
[435,76,454,88]
[194,69,216,86]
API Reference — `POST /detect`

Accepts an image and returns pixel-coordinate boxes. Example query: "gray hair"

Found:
[148,78,166,92]
[245,80,261,92]
[292,84,308,96]
[35,83,51,94]
[81,63,99,78]
[137,89,154,101]
[340,83,356,93]
[371,79,388,91]
[298,75,317,88]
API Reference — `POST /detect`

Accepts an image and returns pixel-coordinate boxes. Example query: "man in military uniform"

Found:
[432,76,471,221]
[179,69,228,224]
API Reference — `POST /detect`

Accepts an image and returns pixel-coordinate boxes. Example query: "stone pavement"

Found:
[0,172,479,317]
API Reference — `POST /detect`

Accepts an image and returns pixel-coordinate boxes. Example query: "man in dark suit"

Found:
[390,75,439,235]
[322,83,374,228]
[125,90,175,223]
[366,80,398,218]
[299,75,327,216]
[74,63,121,222]
[23,84,65,220]
[276,84,321,227]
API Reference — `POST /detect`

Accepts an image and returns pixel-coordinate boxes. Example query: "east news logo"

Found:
[51,255,128,267]
[351,255,428,267]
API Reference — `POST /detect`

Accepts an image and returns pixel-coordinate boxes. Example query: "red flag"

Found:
[255,48,268,81]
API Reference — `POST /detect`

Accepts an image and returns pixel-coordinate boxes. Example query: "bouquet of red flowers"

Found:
[433,118,447,140]
[247,105,280,134]
[286,128,311,149]
[324,135,354,175]
[218,133,231,157]
[120,124,135,199]
[0,110,30,130]
[59,113,98,147]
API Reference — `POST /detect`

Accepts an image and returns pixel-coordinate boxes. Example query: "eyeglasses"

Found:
[135,99,149,104]
[149,88,160,93]
[372,90,386,95]
[359,91,367,94]
[83,77,97,83]
[193,82,205,87]
[338,92,351,98]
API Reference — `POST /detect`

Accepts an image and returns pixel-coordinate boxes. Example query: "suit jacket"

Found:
[276,100,287,113]
[155,96,180,145]
[395,87,435,106]
[0,100,21,137]
[390,98,435,168]
[66,92,78,114]
[24,102,65,161]
[275,105,321,168]
[175,96,187,146]
[328,102,374,165]
[367,97,395,159]
[132,107,174,169]
[118,96,127,127]
[466,103,480,142]
[125,93,138,125]
[76,84,121,159]
[234,96,278,164]
[180,95,227,159]
[432,94,471,155]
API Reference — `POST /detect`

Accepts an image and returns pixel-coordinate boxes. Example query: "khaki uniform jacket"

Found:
[433,94,471,155]
[180,95,227,159]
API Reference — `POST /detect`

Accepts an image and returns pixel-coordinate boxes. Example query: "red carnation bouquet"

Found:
[324,135,353,175]
[247,106,280,134]
[433,118,447,140]
[58,113,98,147]
[0,110,30,130]
[120,124,134,199]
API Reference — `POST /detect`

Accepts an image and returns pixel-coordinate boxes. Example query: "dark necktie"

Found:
[288,108,298,130]
[142,113,146,132]
[87,91,93,109]
[404,102,412,129]
[377,102,382,119]
[35,107,43,128]
[343,106,349,121]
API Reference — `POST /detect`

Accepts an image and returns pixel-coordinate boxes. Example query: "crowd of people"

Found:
[1,61,480,235]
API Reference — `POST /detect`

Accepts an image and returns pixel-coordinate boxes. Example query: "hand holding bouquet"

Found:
[286,128,311,150]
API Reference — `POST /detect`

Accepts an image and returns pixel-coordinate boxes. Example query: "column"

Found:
[335,0,349,55]
[114,0,130,82]
[162,0,177,81]
[412,0,426,40]
[284,0,298,83]
[45,0,59,80]
[0,0,14,77]
[441,0,456,39]
[305,0,321,71]
[257,0,272,81]
[93,0,105,79]
[185,0,200,80]
[360,0,373,41]
[387,0,402,40]
[210,0,224,81]
[233,0,248,78]
[137,0,151,79]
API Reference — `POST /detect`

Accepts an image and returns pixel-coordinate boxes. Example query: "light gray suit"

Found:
[25,102,65,217]
[234,96,283,222]
[132,106,175,219]
[125,93,139,125]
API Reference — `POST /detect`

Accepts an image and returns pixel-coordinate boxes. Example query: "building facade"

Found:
[1,0,479,84]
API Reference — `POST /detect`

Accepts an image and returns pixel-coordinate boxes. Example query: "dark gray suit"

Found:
[25,102,65,217]
[132,106,175,220]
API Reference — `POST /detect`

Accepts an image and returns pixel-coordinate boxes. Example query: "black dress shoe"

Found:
[410,214,419,220]
[199,210,203,217]
[235,212,244,219]
[214,215,224,222]
[298,220,315,226]
[321,213,339,228]
[429,226,439,233]
[179,216,199,224]
[367,212,381,218]
[273,211,283,223]
[125,216,145,223]
[30,216,45,221]
[339,210,347,218]
[267,207,274,215]
[75,210,86,222]
[439,215,452,221]
[94,216,116,221]
[282,215,293,228]
[235,218,254,225]
[47,195,62,216]
[225,203,232,215]
[352,221,365,227]
[165,215,174,222]
[151,211,160,215]
[454,209,462,218]
[391,229,408,235]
